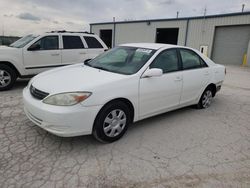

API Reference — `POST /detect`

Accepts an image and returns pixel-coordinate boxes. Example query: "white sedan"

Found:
[23,43,225,142]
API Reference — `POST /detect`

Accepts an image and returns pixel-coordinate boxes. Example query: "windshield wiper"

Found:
[92,65,110,72]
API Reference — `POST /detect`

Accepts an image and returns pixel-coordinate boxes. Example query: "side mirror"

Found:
[142,68,163,78]
[28,43,41,51]
[84,59,91,63]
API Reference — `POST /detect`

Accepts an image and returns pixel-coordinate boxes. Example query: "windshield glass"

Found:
[10,34,38,48]
[87,46,156,75]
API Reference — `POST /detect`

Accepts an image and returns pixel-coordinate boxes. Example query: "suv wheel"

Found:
[93,101,131,143]
[0,65,17,91]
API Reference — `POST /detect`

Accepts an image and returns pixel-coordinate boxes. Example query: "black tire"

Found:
[93,101,131,143]
[0,64,17,91]
[197,87,213,109]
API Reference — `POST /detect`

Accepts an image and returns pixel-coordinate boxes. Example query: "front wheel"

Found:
[93,101,131,143]
[197,88,213,109]
[0,65,17,91]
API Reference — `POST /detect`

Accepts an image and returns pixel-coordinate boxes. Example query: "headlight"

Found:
[43,92,91,106]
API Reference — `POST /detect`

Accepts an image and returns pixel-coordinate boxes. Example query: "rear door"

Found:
[83,36,106,60]
[179,48,210,105]
[61,35,87,65]
[139,49,183,118]
[23,35,61,74]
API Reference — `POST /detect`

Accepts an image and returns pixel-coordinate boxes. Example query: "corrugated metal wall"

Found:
[186,14,250,58]
[115,20,187,45]
[91,24,115,46]
[91,13,250,60]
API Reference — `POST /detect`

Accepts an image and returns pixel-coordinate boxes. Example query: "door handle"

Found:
[174,76,182,81]
[204,71,209,76]
[51,53,60,56]
[79,52,87,55]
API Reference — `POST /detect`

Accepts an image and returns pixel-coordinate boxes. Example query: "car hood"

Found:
[31,64,127,94]
[0,45,12,49]
[0,45,18,52]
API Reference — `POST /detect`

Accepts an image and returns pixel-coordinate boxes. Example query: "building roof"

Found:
[90,11,250,25]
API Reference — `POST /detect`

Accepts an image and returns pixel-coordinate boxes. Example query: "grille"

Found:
[30,85,49,100]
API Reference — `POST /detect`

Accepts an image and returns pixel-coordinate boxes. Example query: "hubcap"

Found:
[202,90,212,108]
[0,70,11,88]
[103,109,127,137]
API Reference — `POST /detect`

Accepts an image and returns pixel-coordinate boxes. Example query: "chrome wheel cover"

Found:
[202,90,212,108]
[103,109,127,137]
[0,69,11,88]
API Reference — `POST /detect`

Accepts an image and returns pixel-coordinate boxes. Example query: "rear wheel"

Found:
[93,101,131,143]
[197,88,213,109]
[0,64,17,91]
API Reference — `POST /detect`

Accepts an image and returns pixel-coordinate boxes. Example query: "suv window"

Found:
[63,36,84,49]
[32,36,58,50]
[150,49,179,73]
[84,36,103,48]
[180,49,207,70]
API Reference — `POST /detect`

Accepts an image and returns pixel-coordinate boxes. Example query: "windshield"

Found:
[10,34,38,48]
[86,46,156,75]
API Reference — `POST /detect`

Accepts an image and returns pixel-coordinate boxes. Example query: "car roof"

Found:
[119,43,181,50]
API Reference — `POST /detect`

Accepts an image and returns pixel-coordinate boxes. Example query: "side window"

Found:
[63,36,84,49]
[32,36,58,50]
[150,49,179,73]
[180,49,206,70]
[84,36,103,48]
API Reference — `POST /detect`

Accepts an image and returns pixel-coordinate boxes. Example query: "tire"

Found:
[197,87,213,109]
[93,101,131,143]
[0,64,17,91]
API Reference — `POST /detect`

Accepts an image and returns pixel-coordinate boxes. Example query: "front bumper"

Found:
[23,87,102,137]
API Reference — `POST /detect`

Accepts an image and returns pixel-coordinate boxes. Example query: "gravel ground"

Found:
[0,66,250,188]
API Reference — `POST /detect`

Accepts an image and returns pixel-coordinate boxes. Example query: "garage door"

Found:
[212,25,250,65]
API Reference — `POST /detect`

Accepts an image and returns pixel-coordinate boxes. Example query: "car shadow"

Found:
[44,106,197,146]
[15,79,30,89]
[129,106,195,130]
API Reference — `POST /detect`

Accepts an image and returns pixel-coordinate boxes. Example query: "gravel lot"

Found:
[0,66,250,188]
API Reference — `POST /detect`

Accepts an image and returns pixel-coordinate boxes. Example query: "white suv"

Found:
[0,31,108,91]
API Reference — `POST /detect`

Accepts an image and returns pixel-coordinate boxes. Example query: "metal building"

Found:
[90,12,250,65]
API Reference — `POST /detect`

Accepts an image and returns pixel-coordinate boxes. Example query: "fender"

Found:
[0,50,26,76]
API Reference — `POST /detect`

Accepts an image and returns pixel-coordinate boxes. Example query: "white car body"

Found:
[0,31,108,90]
[23,43,225,138]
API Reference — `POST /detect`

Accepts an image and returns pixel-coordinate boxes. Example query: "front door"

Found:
[23,35,61,74]
[139,49,182,118]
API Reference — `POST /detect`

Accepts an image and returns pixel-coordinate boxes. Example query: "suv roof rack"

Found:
[47,30,94,34]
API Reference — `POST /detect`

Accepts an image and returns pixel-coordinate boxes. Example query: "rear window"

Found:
[180,49,207,70]
[84,36,103,48]
[63,36,84,49]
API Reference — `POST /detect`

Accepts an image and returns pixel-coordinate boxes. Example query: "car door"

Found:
[61,35,87,65]
[83,36,106,60]
[139,49,183,118]
[179,48,210,105]
[23,35,61,74]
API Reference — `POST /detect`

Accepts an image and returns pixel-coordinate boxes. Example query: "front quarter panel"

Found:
[0,48,26,75]
[80,75,140,121]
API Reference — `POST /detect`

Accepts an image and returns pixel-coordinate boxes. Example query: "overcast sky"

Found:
[0,0,249,36]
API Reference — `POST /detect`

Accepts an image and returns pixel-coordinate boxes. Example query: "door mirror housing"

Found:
[142,68,163,78]
[84,59,91,63]
[28,43,41,51]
